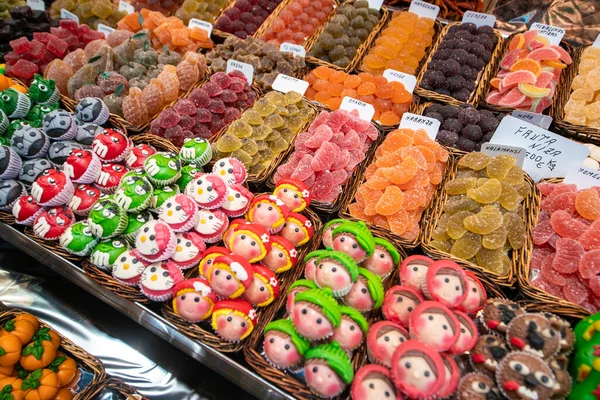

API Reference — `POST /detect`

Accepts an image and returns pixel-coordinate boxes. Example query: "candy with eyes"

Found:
[114,175,153,213]
[507,313,561,360]
[304,342,354,398]
[222,219,249,248]
[496,351,558,400]
[263,319,311,370]
[322,219,347,249]
[421,260,468,308]
[185,173,227,209]
[206,254,254,299]
[198,246,230,278]
[125,144,157,169]
[391,340,445,399]
[342,267,384,312]
[242,265,280,307]
[91,129,130,163]
[48,140,83,164]
[193,209,229,243]
[0,87,30,119]
[291,288,341,340]
[135,220,177,263]
[409,301,461,352]
[27,103,60,128]
[157,194,198,232]
[456,372,502,400]
[171,231,206,270]
[172,278,217,322]
[10,125,50,159]
[90,237,129,271]
[286,279,318,316]
[247,195,291,236]
[75,97,109,125]
[12,195,43,226]
[360,237,401,278]
[33,206,75,240]
[151,184,180,212]
[42,109,77,141]
[351,364,398,400]
[438,353,460,398]
[279,212,314,247]
[314,250,358,298]
[68,184,101,216]
[367,321,410,368]
[29,74,60,106]
[144,152,182,186]
[331,221,375,263]
[211,298,257,342]
[221,184,253,218]
[96,163,129,194]
[260,235,297,274]
[382,285,424,327]
[180,137,212,165]
[122,210,154,243]
[456,270,487,315]
[31,169,75,207]
[483,298,525,334]
[225,223,271,264]
[449,311,478,355]
[59,220,99,256]
[542,313,574,356]
[471,335,510,378]
[0,180,26,211]
[548,355,571,399]
[140,261,184,302]
[400,255,434,293]
[63,150,101,184]
[112,249,147,286]
[18,158,54,186]
[212,157,247,185]
[75,123,103,146]
[176,164,203,193]
[330,306,368,353]
[0,145,22,180]
[87,197,128,239]
[303,249,328,282]
[273,178,311,213]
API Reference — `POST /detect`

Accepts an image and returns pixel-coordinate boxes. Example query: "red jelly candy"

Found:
[33,32,52,44]
[530,247,554,272]
[548,192,576,215]
[312,170,334,200]
[563,275,588,305]
[551,183,577,196]
[552,238,584,274]
[11,59,39,80]
[305,124,333,148]
[532,219,554,245]
[540,256,566,286]
[579,249,600,279]
[550,210,588,240]
[10,37,30,54]
[531,276,563,298]
[579,220,600,250]
[589,274,600,296]
[47,37,69,58]
[291,154,314,181]
[311,142,337,172]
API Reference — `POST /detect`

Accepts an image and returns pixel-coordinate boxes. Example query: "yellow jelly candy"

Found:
[445,177,477,195]
[446,210,473,240]
[467,178,502,204]
[503,165,525,186]
[432,213,450,241]
[498,182,524,211]
[486,155,516,180]
[503,212,525,250]
[463,205,503,235]
[443,195,480,215]
[482,226,508,250]
[458,152,491,171]
[476,248,511,275]
[451,231,482,260]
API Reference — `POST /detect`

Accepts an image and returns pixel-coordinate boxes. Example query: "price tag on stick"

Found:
[563,164,600,190]
[339,97,375,122]
[408,0,440,20]
[272,74,309,95]
[593,33,600,48]
[97,24,115,39]
[462,11,496,28]
[529,23,565,45]
[399,112,440,139]
[27,0,45,11]
[226,59,254,84]
[512,110,553,129]
[279,42,306,58]
[189,18,212,36]
[119,0,135,14]
[481,143,526,167]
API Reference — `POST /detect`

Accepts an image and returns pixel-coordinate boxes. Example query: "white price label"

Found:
[481,143,526,167]
[188,18,212,36]
[399,112,440,139]
[408,0,440,21]
[462,11,496,28]
[339,97,375,122]
[382,69,417,93]
[280,42,306,58]
[564,164,600,190]
[530,23,565,46]
[97,24,115,39]
[272,74,309,96]
[226,59,254,84]
[512,110,553,129]
[60,9,79,23]
[490,116,589,182]
[593,33,600,48]
[366,0,384,10]
[119,1,135,14]
[27,0,45,11]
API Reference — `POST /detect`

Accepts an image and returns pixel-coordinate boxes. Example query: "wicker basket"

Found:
[85,377,143,399]
[0,308,106,399]
[481,35,573,117]
[420,153,536,288]
[128,133,180,154]
[304,2,389,73]
[23,226,84,263]
[415,22,504,107]
[0,211,15,225]
[82,258,151,304]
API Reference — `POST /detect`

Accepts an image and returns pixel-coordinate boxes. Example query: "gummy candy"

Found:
[486,155,515,180]
[476,248,511,276]
[451,231,482,260]
[467,178,502,204]
[445,177,477,195]
[458,152,490,171]
[552,238,584,274]
[575,188,600,220]
[446,210,473,240]
[482,226,507,250]
[122,87,150,126]
[464,205,503,235]
[550,210,587,240]
[503,212,525,250]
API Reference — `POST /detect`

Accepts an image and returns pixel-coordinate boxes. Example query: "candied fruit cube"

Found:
[11,59,39,80]
[10,37,30,55]
[47,37,69,58]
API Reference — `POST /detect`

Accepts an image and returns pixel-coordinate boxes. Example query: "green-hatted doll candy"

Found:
[331,221,375,263]
[286,279,318,315]
[343,267,385,312]
[304,341,354,398]
[291,288,341,341]
[315,250,359,298]
[322,218,347,248]
[361,237,401,277]
[263,319,311,370]
[331,305,369,353]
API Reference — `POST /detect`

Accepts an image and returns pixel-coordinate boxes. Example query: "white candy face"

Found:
[141,264,174,291]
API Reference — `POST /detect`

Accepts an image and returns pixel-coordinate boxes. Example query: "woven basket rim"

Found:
[84,377,141,398]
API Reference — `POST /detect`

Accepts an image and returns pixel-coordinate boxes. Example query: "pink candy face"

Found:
[376,330,407,365]
[243,276,271,306]
[315,260,352,293]
[415,312,456,349]
[275,187,303,212]
[431,273,465,306]
[286,287,306,315]
[210,267,241,298]
[403,261,429,290]
[331,317,363,352]
[332,233,366,262]
[343,279,374,311]
[251,202,281,229]
[453,320,474,353]
[264,332,302,369]
[231,233,263,262]
[292,301,334,340]
[305,363,345,398]
[461,276,485,313]
[175,292,212,321]
[304,258,317,281]
[322,223,341,248]
[361,247,394,277]
[280,221,307,246]
[387,292,419,326]
[199,254,221,277]
[262,246,289,273]
[355,378,396,400]
[215,313,250,341]
[395,355,438,393]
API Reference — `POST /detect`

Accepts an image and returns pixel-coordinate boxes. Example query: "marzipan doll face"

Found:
[395,352,439,393]
[361,246,394,276]
[333,233,366,262]
[215,312,250,342]
[305,360,346,398]
[175,292,212,321]
[331,316,363,352]
[354,372,396,400]
[343,277,374,311]
[264,331,302,369]
[315,260,352,294]
[292,301,333,340]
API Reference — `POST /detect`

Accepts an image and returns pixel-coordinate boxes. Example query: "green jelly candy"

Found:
[265,113,285,129]
[432,213,450,241]
[252,125,272,140]
[231,149,252,165]
[476,248,511,276]
[241,138,258,156]
[271,138,289,154]
[254,98,277,117]
[430,239,452,253]
[241,109,264,125]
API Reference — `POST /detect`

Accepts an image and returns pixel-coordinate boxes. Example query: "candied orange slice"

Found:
[382,156,419,184]
[509,33,524,51]
[376,186,404,216]
[314,65,333,79]
[510,59,542,77]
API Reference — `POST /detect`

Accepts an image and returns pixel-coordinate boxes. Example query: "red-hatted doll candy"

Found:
[382,285,424,327]
[140,261,184,301]
[400,255,434,293]
[198,246,230,278]
[13,195,43,226]
[125,143,157,169]
[31,169,75,207]
[449,311,478,355]
[303,249,328,282]
[225,223,271,263]
[211,298,257,342]
[456,271,487,315]
[194,209,229,243]
[247,194,289,234]
[111,249,147,286]
[158,194,199,233]
[286,279,318,316]
[206,254,254,299]
[342,268,385,312]
[242,265,280,307]
[351,364,398,400]
[361,237,401,278]
[409,301,460,352]
[291,288,341,340]
[422,260,468,308]
[260,235,297,273]
[221,184,253,218]
[331,221,375,263]
[63,149,101,184]
[33,206,75,240]
[172,278,217,322]
[263,319,311,370]
[95,163,129,194]
[171,231,206,270]
[367,321,409,368]
[68,184,101,216]
[135,220,177,263]
[212,157,247,185]
[273,178,311,213]
[330,306,368,354]
[304,342,354,398]
[438,353,460,398]
[185,173,228,209]
[322,219,347,248]
[222,218,249,247]
[91,128,131,162]
[391,340,445,399]
[280,212,314,247]
[314,250,359,298]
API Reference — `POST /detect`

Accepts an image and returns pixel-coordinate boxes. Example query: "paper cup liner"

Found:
[122,231,140,245]
[40,88,60,106]
[24,136,50,159]
[125,195,153,214]
[91,103,110,126]
[73,154,102,184]
[495,351,547,400]
[15,206,44,226]
[148,172,182,187]
[111,212,130,237]
[173,258,201,270]
[200,232,224,244]
[221,207,247,218]
[137,231,177,263]
[10,93,31,118]
[63,239,98,257]
[0,154,22,180]
[141,286,174,302]
[72,205,94,217]
[38,179,75,207]
[170,209,200,233]
[112,274,142,287]
[0,111,9,134]
[104,141,133,163]
[186,146,212,166]
[97,183,119,195]
[51,120,78,141]
[325,284,352,298]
